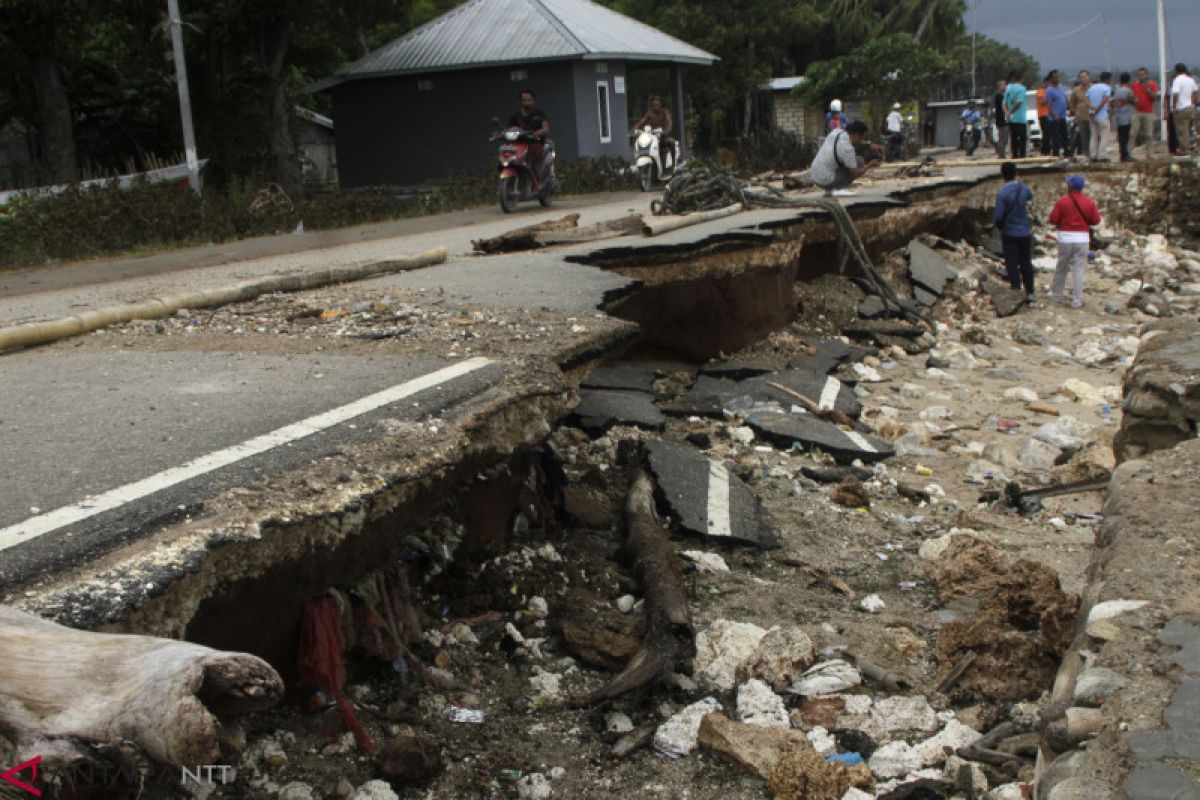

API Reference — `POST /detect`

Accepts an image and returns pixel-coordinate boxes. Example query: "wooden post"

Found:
[672,64,687,162]
[167,0,201,196]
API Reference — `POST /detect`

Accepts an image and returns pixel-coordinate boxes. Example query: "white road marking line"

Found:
[705,459,733,538]
[817,376,841,410]
[0,357,494,553]
[843,430,877,454]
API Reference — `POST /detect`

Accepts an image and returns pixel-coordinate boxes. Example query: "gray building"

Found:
[309,0,715,188]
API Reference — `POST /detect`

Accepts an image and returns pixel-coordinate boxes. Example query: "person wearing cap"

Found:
[993,161,1036,298]
[886,102,904,135]
[1048,175,1102,308]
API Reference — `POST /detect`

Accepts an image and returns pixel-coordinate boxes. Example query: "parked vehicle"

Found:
[1026,89,1043,149]
[960,121,980,155]
[490,120,556,213]
[884,127,909,162]
[631,126,674,191]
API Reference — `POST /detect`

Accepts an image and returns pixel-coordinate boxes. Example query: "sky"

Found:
[969,0,1200,78]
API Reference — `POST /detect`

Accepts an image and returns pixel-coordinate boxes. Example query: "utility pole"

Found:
[1158,0,1169,143]
[971,0,980,99]
[167,0,201,196]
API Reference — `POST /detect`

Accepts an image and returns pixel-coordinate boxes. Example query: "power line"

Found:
[989,12,1102,43]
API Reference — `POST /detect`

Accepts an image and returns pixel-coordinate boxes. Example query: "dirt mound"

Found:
[932,538,1078,702]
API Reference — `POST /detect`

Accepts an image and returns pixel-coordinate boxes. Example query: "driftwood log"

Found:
[0,605,283,766]
[471,213,580,253]
[585,469,694,703]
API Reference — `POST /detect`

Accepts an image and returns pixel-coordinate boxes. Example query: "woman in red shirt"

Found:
[1048,175,1102,308]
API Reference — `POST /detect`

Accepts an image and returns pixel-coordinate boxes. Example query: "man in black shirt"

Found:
[994,79,1008,158]
[509,89,550,185]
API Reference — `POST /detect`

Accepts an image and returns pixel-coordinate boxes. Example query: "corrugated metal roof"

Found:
[313,0,716,90]
[763,76,805,92]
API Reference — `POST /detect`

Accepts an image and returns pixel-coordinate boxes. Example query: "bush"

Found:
[0,156,640,269]
[719,131,817,176]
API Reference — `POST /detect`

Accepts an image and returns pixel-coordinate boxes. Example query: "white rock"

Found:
[279,784,316,800]
[1003,386,1038,403]
[517,773,552,800]
[605,711,634,733]
[914,719,983,766]
[743,626,817,691]
[859,594,886,614]
[728,426,755,445]
[869,740,923,778]
[1074,342,1112,365]
[529,667,563,701]
[1073,667,1128,706]
[807,725,837,757]
[1060,378,1105,405]
[1087,599,1149,623]
[1118,279,1143,295]
[737,679,790,728]
[1034,416,1094,450]
[792,659,862,696]
[853,363,884,382]
[616,594,636,613]
[964,459,1007,484]
[682,551,730,573]
[990,784,1027,800]
[900,383,926,399]
[653,697,721,757]
[982,442,1018,470]
[925,367,957,382]
[694,619,768,692]
[528,596,549,619]
[870,695,939,734]
[919,405,952,421]
[841,694,874,715]
[349,781,400,800]
[548,766,566,780]
[842,789,874,800]
[1019,438,1061,472]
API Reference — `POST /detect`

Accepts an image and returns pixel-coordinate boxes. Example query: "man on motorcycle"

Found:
[961,101,982,152]
[632,96,675,169]
[509,89,550,185]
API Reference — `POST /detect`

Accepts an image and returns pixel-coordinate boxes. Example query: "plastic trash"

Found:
[449,708,486,724]
[828,752,864,766]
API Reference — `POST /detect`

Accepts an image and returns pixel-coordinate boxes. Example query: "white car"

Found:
[1026,89,1043,147]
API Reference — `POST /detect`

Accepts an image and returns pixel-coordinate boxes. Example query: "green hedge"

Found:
[0,156,638,269]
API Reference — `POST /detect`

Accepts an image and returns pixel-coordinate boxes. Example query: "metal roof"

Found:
[763,76,805,92]
[311,0,716,91]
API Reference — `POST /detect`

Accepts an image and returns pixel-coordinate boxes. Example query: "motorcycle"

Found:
[884,128,908,162]
[631,126,674,191]
[960,121,980,156]
[490,119,556,213]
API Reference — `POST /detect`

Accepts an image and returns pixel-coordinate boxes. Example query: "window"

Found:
[596,81,611,143]
[417,79,434,92]
[510,69,527,82]
[594,62,608,74]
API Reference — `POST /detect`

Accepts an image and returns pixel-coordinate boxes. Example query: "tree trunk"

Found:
[30,54,77,184]
[257,17,302,199]
[0,605,283,767]
[913,0,941,43]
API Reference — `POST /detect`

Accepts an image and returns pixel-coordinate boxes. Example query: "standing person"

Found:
[1112,73,1136,162]
[1131,67,1159,158]
[1044,70,1070,157]
[811,120,880,197]
[1087,71,1113,161]
[994,79,1009,157]
[1037,76,1052,155]
[1004,72,1029,158]
[1171,63,1197,155]
[993,161,1036,298]
[1070,71,1093,160]
[1048,175,1102,309]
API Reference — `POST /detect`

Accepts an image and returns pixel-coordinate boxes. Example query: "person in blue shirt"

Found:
[1086,71,1113,161]
[961,101,982,152]
[1003,72,1029,158]
[994,161,1036,297]
[1044,70,1070,158]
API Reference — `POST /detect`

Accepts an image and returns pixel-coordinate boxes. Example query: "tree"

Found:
[945,34,1040,100]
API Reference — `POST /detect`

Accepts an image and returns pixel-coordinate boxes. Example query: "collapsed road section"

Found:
[2,161,1199,800]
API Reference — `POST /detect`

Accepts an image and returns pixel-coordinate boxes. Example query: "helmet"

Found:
[830,99,843,113]
[893,102,902,109]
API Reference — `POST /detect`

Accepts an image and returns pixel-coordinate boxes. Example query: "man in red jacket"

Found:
[1048,175,1102,308]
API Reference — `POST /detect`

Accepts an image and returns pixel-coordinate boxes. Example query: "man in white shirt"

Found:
[1171,62,1197,155]
[886,103,904,134]
[811,120,879,196]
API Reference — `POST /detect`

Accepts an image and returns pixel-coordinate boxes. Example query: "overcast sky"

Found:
[970,0,1200,77]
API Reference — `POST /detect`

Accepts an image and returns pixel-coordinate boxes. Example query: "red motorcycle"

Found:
[490,121,557,213]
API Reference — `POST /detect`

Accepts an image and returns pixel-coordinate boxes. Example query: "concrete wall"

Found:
[331,62,579,187]
[572,61,632,161]
[769,94,823,142]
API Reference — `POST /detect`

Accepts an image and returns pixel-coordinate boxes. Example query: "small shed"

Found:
[295,107,337,184]
[761,77,823,142]
[309,0,716,188]
[927,99,984,148]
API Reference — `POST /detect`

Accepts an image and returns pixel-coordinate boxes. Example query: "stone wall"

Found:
[1115,318,1200,462]
[770,94,822,142]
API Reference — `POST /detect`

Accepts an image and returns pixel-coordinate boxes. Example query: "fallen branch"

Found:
[0,247,448,353]
[641,203,744,236]
[0,605,283,766]
[584,468,694,703]
[471,213,580,253]
[845,650,910,692]
[935,651,977,695]
[765,381,855,427]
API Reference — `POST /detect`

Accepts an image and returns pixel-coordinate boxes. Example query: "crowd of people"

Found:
[992,62,1198,162]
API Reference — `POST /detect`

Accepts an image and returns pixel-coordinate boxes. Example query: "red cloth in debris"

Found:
[298,594,375,754]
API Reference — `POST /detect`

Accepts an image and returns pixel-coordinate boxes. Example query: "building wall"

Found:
[571,61,632,160]
[331,62,579,187]
[769,93,824,143]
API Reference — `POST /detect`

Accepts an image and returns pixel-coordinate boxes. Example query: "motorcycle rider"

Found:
[885,102,906,159]
[825,99,845,133]
[509,89,550,186]
[961,100,982,151]
[632,95,675,170]
[886,102,905,135]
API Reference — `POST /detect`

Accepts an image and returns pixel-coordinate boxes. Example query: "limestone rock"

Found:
[694,619,769,691]
[737,679,790,728]
[1072,667,1127,706]
[1019,438,1061,472]
[517,773,552,800]
[914,719,983,767]
[869,740,923,778]
[738,625,817,691]
[654,697,722,757]
[869,695,939,734]
[349,781,401,800]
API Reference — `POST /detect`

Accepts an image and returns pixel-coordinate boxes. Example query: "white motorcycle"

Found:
[632,126,675,192]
